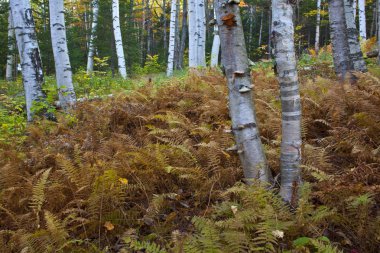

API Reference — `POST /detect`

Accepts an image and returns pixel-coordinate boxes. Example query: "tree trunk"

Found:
[6,12,15,82]
[258,9,263,46]
[358,0,366,39]
[378,0,380,64]
[188,0,197,67]
[10,0,47,121]
[196,0,206,67]
[210,6,220,67]
[49,0,76,109]
[174,0,181,69]
[344,0,367,72]
[146,0,152,56]
[353,0,357,19]
[272,0,302,205]
[87,0,99,73]
[167,0,178,76]
[178,0,188,69]
[328,0,352,79]
[315,0,322,54]
[268,8,272,59]
[163,0,168,59]
[215,0,272,183]
[112,0,127,79]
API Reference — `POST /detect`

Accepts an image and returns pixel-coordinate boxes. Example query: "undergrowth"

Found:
[0,68,379,252]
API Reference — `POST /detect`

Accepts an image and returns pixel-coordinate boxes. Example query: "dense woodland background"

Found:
[0,0,380,252]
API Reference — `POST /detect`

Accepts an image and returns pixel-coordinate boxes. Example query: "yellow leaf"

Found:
[104,221,115,231]
[118,178,129,185]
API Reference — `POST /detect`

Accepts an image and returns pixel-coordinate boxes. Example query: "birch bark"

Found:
[112,0,127,79]
[344,0,367,72]
[49,0,76,109]
[315,0,321,54]
[10,0,47,121]
[87,0,99,73]
[188,0,197,67]
[167,0,178,76]
[215,0,272,183]
[358,0,367,39]
[272,0,302,204]
[6,12,15,81]
[210,7,220,67]
[196,0,206,67]
[328,0,352,79]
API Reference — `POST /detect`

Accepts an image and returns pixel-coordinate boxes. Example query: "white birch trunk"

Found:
[358,0,367,39]
[112,0,127,79]
[210,7,220,67]
[272,0,302,205]
[258,9,263,46]
[50,0,76,109]
[10,0,46,121]
[344,0,367,72]
[167,0,178,76]
[6,12,15,81]
[196,0,206,67]
[87,0,99,73]
[315,0,321,54]
[215,0,272,183]
[353,0,357,19]
[188,0,198,67]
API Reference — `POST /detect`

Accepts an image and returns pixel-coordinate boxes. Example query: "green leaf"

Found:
[293,237,311,247]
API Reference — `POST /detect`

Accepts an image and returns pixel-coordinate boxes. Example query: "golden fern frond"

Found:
[30,168,51,227]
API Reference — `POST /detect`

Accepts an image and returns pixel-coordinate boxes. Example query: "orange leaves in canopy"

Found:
[222,13,237,29]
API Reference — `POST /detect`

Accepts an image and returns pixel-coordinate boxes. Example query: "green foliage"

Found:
[132,55,165,76]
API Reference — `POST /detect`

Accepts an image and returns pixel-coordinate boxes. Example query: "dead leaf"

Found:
[104,221,114,231]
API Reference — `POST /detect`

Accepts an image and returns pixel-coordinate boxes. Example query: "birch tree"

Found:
[328,0,352,79]
[87,0,99,74]
[344,0,367,72]
[210,7,220,67]
[353,0,357,19]
[315,0,322,54]
[358,0,366,39]
[178,0,188,69]
[50,0,76,109]
[10,0,46,121]
[167,0,178,76]
[272,0,302,204]
[196,0,206,67]
[112,0,127,79]
[6,12,15,82]
[188,0,206,67]
[215,0,272,183]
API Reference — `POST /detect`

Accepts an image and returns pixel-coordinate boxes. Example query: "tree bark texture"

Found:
[87,0,99,73]
[167,0,178,76]
[112,0,127,79]
[6,12,15,81]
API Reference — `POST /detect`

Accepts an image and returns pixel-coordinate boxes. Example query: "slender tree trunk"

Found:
[272,0,302,205]
[344,0,367,72]
[163,0,168,59]
[6,12,15,81]
[178,0,188,69]
[196,0,206,67]
[353,0,357,19]
[268,8,272,59]
[315,0,322,54]
[215,0,272,183]
[10,0,46,121]
[49,0,76,109]
[87,0,99,73]
[248,5,255,50]
[378,0,380,64]
[328,0,352,79]
[258,9,263,46]
[174,0,181,69]
[210,6,220,67]
[112,0,127,79]
[358,0,367,39]
[146,0,152,56]
[188,0,197,67]
[167,0,178,76]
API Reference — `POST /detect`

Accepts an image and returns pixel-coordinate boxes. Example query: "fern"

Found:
[30,168,52,228]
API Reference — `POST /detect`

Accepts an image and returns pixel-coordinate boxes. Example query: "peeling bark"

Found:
[215,0,272,183]
[10,0,47,121]
[315,0,321,54]
[272,0,302,204]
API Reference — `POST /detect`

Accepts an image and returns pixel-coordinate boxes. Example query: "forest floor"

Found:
[0,61,380,252]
